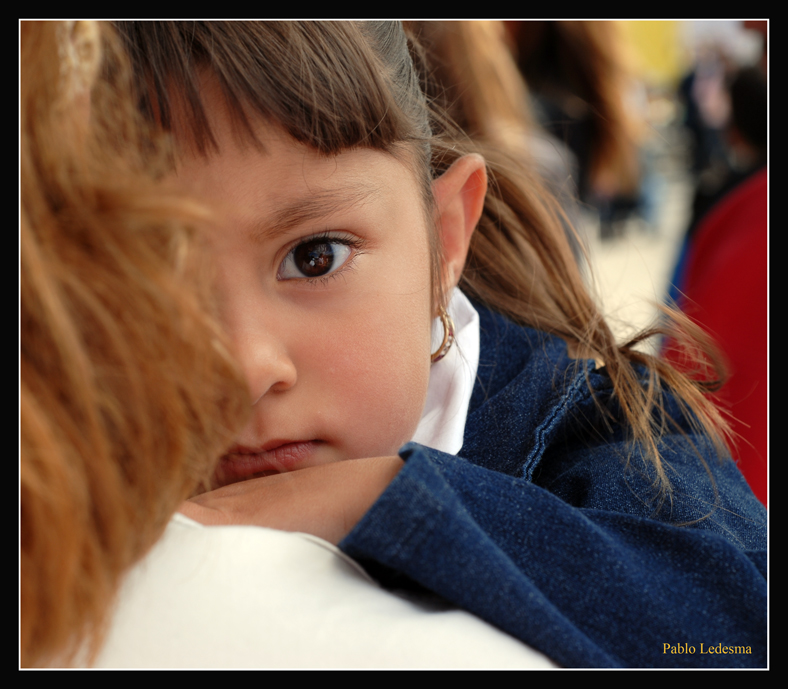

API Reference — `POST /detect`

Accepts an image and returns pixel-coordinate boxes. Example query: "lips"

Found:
[214,440,320,487]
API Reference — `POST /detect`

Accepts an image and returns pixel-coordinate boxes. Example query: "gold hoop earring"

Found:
[430,307,455,364]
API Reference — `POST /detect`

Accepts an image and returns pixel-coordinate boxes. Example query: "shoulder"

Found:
[533,415,766,550]
[463,302,599,476]
[468,302,580,415]
[461,304,766,546]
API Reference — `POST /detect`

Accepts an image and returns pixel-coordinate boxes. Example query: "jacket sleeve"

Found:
[339,442,767,668]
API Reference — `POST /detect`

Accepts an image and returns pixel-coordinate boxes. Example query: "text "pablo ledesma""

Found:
[663,643,752,655]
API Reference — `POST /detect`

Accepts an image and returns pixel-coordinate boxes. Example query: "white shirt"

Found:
[412,288,480,454]
[93,514,556,668]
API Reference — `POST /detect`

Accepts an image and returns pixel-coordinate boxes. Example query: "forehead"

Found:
[180,124,404,221]
[175,82,428,230]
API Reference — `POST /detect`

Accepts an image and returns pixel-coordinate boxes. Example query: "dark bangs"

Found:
[115,21,427,159]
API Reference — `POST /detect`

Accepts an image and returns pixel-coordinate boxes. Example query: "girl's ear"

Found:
[432,154,487,295]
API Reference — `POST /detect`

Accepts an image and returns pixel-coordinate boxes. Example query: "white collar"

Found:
[411,288,480,455]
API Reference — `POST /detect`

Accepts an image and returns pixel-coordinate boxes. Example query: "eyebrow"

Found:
[249,184,381,241]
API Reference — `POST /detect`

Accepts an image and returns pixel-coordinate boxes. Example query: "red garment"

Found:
[668,169,767,505]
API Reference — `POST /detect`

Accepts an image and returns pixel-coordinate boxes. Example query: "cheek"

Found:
[369,305,432,440]
[309,292,433,458]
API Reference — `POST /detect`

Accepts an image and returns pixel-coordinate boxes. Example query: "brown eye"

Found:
[294,241,334,277]
[279,239,352,280]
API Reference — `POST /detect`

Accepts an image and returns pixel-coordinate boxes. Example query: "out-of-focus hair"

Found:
[21,21,248,667]
[405,21,535,151]
[508,20,641,198]
[115,21,730,514]
[405,20,586,267]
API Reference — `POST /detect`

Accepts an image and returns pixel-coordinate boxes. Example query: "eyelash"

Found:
[278,232,367,287]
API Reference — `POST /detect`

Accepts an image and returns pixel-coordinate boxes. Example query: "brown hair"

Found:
[508,20,641,198]
[114,21,729,505]
[21,21,248,666]
[405,21,535,151]
[406,21,727,492]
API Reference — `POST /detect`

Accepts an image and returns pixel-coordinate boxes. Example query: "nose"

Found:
[215,252,297,405]
[233,324,297,405]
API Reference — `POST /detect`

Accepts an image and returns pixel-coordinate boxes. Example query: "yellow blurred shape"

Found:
[617,21,686,87]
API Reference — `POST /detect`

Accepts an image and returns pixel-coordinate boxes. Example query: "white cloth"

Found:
[412,289,480,454]
[93,514,556,668]
[93,289,555,668]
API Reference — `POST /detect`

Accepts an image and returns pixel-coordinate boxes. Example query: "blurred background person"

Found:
[664,166,766,506]
[665,21,767,505]
[505,21,645,240]
[677,56,766,240]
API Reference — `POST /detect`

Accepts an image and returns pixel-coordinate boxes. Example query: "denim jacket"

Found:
[340,304,767,668]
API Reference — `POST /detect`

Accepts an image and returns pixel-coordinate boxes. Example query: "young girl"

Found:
[116,21,766,668]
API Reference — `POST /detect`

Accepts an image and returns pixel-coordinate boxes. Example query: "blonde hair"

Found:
[21,21,248,666]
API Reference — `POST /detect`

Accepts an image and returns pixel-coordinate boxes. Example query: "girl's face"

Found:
[177,91,436,487]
